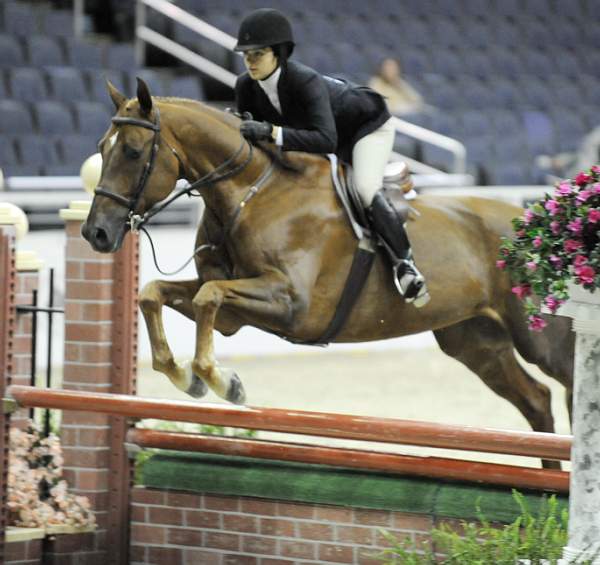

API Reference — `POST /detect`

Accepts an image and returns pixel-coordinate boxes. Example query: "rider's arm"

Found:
[279,71,337,154]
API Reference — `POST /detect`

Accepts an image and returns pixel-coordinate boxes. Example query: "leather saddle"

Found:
[328,156,415,241]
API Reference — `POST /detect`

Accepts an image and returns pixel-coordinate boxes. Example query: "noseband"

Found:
[94,106,255,231]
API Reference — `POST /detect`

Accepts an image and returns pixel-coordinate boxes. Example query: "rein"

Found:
[93,104,274,274]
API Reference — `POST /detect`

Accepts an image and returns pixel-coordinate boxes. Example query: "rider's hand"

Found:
[240,120,273,143]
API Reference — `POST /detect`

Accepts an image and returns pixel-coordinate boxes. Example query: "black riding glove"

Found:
[240,120,273,143]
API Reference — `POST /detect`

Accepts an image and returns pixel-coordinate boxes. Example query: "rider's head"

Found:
[234,8,295,80]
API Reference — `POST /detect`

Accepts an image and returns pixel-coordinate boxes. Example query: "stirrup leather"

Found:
[393,259,430,307]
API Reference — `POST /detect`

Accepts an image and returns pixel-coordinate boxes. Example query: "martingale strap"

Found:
[312,237,376,345]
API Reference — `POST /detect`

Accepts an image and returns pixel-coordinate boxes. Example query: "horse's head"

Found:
[81,78,180,252]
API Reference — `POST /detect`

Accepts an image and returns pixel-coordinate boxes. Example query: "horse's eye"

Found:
[123,144,142,160]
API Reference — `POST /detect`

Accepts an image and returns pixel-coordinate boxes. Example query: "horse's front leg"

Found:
[139,279,209,397]
[192,273,295,404]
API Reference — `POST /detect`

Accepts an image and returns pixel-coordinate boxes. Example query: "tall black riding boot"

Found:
[369,189,429,307]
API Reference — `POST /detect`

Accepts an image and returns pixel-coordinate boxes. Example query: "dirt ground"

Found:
[137,346,571,470]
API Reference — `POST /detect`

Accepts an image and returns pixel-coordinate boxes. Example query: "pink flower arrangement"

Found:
[500,167,600,331]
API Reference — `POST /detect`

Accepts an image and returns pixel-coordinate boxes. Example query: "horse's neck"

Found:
[164,102,268,218]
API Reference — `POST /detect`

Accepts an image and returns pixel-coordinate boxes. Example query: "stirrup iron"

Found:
[393,260,430,308]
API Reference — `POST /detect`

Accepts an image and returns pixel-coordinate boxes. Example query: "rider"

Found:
[234,8,428,305]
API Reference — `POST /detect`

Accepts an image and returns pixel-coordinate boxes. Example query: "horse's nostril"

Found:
[94,227,108,245]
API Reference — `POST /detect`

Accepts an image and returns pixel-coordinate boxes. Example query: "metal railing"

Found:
[135,0,237,87]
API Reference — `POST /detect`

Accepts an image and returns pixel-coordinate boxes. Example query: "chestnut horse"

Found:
[82,79,573,464]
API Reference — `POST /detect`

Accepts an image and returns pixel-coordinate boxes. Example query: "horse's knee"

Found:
[139,281,162,313]
[193,281,223,314]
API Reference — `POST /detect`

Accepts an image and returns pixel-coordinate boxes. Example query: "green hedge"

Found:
[138,451,568,524]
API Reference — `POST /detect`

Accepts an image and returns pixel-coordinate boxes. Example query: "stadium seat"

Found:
[489,110,522,137]
[456,78,493,110]
[33,100,76,135]
[0,35,25,68]
[488,162,532,186]
[460,110,489,137]
[65,37,105,68]
[490,48,522,79]
[168,76,205,100]
[519,77,554,110]
[0,100,34,134]
[0,136,19,167]
[128,69,169,97]
[45,163,83,175]
[105,43,137,71]
[72,101,111,137]
[460,50,491,80]
[59,134,101,168]
[430,18,463,49]
[554,51,582,79]
[40,9,74,37]
[522,110,555,153]
[551,82,582,109]
[2,164,39,177]
[3,1,40,35]
[25,36,66,67]
[490,79,521,109]
[15,135,61,171]
[46,67,89,103]
[87,69,127,104]
[523,50,554,78]
[7,67,49,103]
[461,0,489,19]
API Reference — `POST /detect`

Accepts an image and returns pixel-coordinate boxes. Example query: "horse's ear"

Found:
[136,77,153,116]
[106,79,126,111]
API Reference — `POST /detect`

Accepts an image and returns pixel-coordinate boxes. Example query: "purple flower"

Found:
[593,183,600,194]
[564,239,583,253]
[496,259,506,269]
[528,315,548,332]
[576,189,592,205]
[512,285,531,299]
[523,209,536,225]
[549,254,563,269]
[556,182,573,196]
[550,220,561,235]
[592,165,600,174]
[526,261,537,271]
[544,295,562,314]
[544,199,561,216]
[589,209,600,224]
[567,217,583,235]
[533,236,543,248]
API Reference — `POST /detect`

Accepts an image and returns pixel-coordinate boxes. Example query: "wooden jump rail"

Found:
[6,384,572,493]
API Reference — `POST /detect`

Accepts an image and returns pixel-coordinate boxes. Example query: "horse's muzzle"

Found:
[81,218,126,253]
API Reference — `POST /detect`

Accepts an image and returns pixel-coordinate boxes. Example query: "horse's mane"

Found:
[155,96,304,174]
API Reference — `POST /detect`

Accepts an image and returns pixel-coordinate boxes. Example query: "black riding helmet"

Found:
[234,8,295,57]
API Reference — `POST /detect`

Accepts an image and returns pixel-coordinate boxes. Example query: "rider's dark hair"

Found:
[271,43,292,67]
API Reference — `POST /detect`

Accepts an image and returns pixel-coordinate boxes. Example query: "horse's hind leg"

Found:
[139,279,208,397]
[434,316,559,469]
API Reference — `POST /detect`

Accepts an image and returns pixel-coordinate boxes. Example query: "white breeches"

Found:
[351,117,396,207]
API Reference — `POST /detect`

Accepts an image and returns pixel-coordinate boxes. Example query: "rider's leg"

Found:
[352,118,429,305]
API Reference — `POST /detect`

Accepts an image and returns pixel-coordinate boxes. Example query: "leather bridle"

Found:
[94,106,258,232]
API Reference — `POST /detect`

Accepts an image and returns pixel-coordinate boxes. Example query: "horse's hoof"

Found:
[186,374,209,398]
[225,370,246,405]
